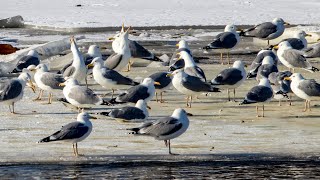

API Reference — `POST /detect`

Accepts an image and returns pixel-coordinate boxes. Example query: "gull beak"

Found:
[186,112,193,116]
[284,22,290,26]
[28,80,36,93]
[175,43,179,47]
[154,82,161,85]
[166,73,173,77]
[284,77,291,81]
[59,83,65,87]
[87,63,94,69]
[273,45,279,50]
[306,34,312,37]
[30,68,36,72]
[108,37,115,41]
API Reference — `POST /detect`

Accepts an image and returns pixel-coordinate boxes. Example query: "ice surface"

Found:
[0,0,320,28]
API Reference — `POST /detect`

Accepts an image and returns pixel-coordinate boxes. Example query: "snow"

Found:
[1,0,320,28]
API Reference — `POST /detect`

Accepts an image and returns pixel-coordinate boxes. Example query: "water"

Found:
[1,161,320,179]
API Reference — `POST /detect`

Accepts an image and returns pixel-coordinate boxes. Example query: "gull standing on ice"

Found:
[279,30,311,50]
[211,60,246,101]
[60,78,103,109]
[284,73,320,112]
[203,24,240,64]
[276,41,319,73]
[0,72,35,113]
[149,71,172,103]
[38,112,96,157]
[240,18,289,45]
[63,37,87,85]
[247,50,278,78]
[33,64,65,104]
[11,50,40,73]
[88,57,138,97]
[99,99,149,122]
[105,26,132,71]
[110,77,160,104]
[127,108,190,155]
[240,78,273,117]
[169,69,219,108]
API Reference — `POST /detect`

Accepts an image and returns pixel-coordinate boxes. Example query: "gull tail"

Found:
[202,45,212,50]
[209,86,220,92]
[311,66,319,72]
[246,72,256,79]
[239,99,255,105]
[101,99,114,106]
[126,127,141,135]
[38,135,57,143]
[98,111,111,116]
[106,98,126,105]
[275,91,289,99]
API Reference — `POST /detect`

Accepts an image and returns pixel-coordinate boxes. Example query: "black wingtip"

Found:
[98,111,111,116]
[239,100,249,105]
[38,136,50,143]
[202,46,211,50]
[210,87,220,92]
[126,128,140,134]
[132,81,140,86]
[10,69,19,74]
[312,66,319,72]
[275,91,289,98]
[246,73,256,79]
[101,99,114,106]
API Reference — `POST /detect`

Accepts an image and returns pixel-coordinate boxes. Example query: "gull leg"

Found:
[233,89,236,102]
[189,96,193,108]
[308,100,311,111]
[168,140,178,155]
[48,93,52,104]
[267,40,270,46]
[227,52,230,65]
[220,53,224,65]
[11,103,16,114]
[289,95,292,106]
[227,89,230,101]
[8,105,12,113]
[34,90,43,101]
[111,89,115,98]
[279,99,281,106]
[73,144,77,156]
[256,106,259,117]
[186,96,189,107]
[160,92,164,103]
[164,140,168,147]
[303,100,307,112]
[85,76,88,89]
[155,92,159,102]
[262,104,265,117]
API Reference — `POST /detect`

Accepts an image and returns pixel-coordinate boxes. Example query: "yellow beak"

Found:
[284,22,290,26]
[176,43,179,47]
[273,45,279,50]
[284,77,291,81]
[108,37,115,41]
[154,82,161,85]
[59,83,65,87]
[87,63,94,69]
[166,73,173,77]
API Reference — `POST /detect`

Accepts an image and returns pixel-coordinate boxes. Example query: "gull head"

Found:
[295,30,311,38]
[88,57,103,68]
[35,64,49,72]
[273,18,289,26]
[135,99,147,109]
[88,45,102,58]
[176,40,189,49]
[261,56,274,65]
[28,50,40,59]
[141,77,160,87]
[285,73,304,82]
[224,24,237,33]
[259,78,271,88]
[18,72,36,92]
[61,78,79,87]
[77,112,97,122]
[277,41,292,50]
[233,60,245,69]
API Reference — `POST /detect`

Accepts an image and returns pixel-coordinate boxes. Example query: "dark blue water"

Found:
[1,161,320,179]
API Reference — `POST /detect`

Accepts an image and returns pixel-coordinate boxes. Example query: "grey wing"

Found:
[41,73,65,89]
[184,66,206,81]
[110,107,146,120]
[282,49,310,68]
[141,116,182,137]
[149,72,172,89]
[258,64,278,79]
[246,85,273,102]
[117,85,150,103]
[282,38,304,50]
[101,68,137,85]
[50,122,89,141]
[212,68,243,85]
[207,32,237,49]
[68,87,100,104]
[63,65,76,78]
[304,43,320,58]
[245,22,277,38]
[16,56,40,71]
[298,80,320,96]
[129,40,155,60]
[104,53,123,70]
[0,80,22,101]
[182,76,212,92]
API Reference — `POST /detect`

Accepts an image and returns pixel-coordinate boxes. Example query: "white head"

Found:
[35,64,49,72]
[294,30,310,39]
[289,73,304,82]
[27,50,39,59]
[177,40,189,49]
[90,57,104,67]
[277,41,292,50]
[88,45,102,58]
[261,56,274,65]
[77,111,97,122]
[135,100,148,117]
[141,77,159,87]
[272,18,285,25]
[171,108,188,120]
[27,65,37,71]
[171,69,184,78]
[259,78,271,87]
[233,60,245,69]
[224,24,237,33]
[18,72,32,82]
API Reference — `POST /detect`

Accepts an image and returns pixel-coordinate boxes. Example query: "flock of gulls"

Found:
[2,18,320,156]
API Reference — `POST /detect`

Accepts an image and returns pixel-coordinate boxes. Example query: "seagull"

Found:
[279,30,311,50]
[63,37,87,85]
[0,72,35,113]
[276,41,319,73]
[256,56,278,81]
[247,49,278,79]
[284,73,320,112]
[33,64,65,104]
[99,99,149,122]
[11,50,40,73]
[269,71,292,106]
[88,57,139,97]
[177,50,206,82]
[240,18,290,45]
[304,42,320,58]
[211,60,246,101]
[203,24,240,64]
[169,69,219,108]
[127,108,190,155]
[109,24,160,61]
[149,71,172,103]
[109,77,160,104]
[60,78,103,110]
[105,26,132,71]
[240,78,273,117]
[38,112,96,157]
